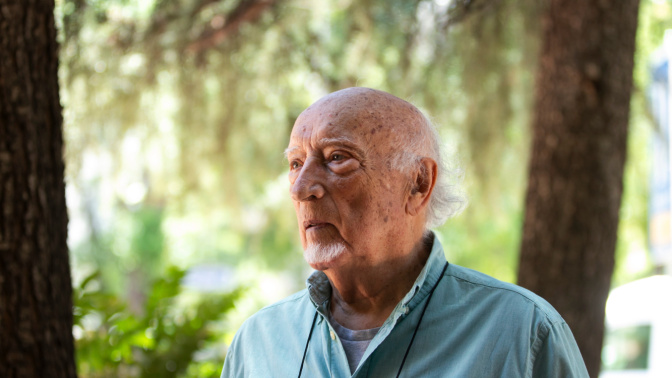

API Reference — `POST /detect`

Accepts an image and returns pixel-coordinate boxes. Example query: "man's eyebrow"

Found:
[318,137,366,158]
[283,146,299,160]
[316,137,364,155]
[283,137,365,159]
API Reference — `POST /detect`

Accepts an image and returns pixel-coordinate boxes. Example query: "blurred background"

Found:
[54,0,668,376]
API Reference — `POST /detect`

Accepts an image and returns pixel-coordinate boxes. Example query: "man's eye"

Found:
[290,161,302,169]
[330,154,344,162]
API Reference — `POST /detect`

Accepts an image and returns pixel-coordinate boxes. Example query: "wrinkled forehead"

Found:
[288,88,425,152]
[287,113,362,163]
[288,105,384,159]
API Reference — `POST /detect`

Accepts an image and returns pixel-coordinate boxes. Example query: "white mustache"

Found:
[304,242,346,264]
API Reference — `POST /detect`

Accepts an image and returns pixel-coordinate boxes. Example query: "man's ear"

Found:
[405,158,438,217]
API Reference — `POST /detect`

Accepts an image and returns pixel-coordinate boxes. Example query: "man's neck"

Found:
[325,235,432,330]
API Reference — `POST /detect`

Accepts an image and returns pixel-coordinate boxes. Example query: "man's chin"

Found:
[303,242,346,270]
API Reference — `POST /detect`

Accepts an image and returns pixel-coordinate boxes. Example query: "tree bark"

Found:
[518,0,640,376]
[0,0,76,377]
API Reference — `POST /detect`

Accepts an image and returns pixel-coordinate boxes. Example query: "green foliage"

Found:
[70,205,167,298]
[73,267,243,377]
[59,0,545,286]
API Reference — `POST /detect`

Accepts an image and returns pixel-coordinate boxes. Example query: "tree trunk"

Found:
[518,1,640,377]
[0,0,77,377]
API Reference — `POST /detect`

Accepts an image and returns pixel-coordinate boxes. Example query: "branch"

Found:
[186,0,276,53]
[440,0,500,29]
[141,0,220,45]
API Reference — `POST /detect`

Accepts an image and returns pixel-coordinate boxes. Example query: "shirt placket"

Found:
[319,315,351,377]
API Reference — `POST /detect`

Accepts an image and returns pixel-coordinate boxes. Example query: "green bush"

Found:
[73,267,243,377]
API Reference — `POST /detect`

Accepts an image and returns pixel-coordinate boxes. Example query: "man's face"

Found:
[286,94,411,271]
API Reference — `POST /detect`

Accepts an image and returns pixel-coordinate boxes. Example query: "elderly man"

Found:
[221,88,588,377]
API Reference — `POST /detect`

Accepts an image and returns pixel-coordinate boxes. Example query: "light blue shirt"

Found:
[221,235,589,377]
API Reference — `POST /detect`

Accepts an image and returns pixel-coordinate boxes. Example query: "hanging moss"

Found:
[59,0,545,282]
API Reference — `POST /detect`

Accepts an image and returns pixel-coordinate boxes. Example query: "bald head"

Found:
[299,88,436,169]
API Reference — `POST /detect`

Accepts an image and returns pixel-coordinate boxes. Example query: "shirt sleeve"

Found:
[529,320,589,378]
[220,339,242,378]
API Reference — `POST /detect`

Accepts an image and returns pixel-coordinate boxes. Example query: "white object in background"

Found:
[600,275,672,378]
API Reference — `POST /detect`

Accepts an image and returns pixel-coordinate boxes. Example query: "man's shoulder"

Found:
[444,263,565,324]
[233,288,315,339]
[246,289,312,322]
[223,290,321,376]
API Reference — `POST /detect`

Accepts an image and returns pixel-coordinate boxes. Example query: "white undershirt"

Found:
[328,314,381,373]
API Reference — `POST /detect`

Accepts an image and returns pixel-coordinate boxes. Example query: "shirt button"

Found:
[404,307,410,315]
[330,331,336,340]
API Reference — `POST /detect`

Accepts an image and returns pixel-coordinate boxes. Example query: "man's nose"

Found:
[290,158,326,202]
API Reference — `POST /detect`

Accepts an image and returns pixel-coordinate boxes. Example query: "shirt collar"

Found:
[307,267,331,312]
[305,232,447,313]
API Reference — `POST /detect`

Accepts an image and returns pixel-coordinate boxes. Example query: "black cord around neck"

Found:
[297,262,449,378]
[297,311,319,378]
[395,261,448,377]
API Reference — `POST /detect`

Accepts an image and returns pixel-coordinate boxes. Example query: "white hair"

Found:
[303,242,347,265]
[390,113,466,229]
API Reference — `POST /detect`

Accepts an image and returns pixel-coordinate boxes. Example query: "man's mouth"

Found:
[304,220,330,230]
